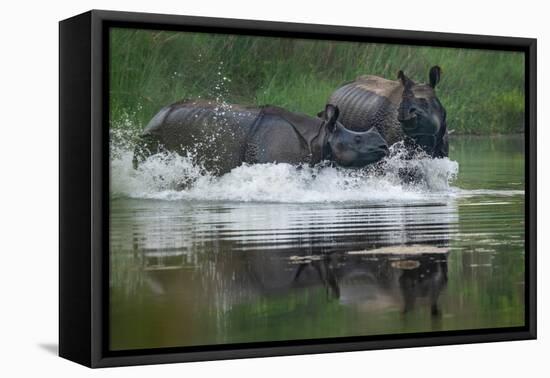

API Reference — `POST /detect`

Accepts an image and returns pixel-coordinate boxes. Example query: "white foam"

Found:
[110,134,469,203]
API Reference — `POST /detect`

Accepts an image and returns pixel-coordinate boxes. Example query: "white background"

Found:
[0,0,546,376]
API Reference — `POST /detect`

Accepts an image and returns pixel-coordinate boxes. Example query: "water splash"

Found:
[110,133,466,203]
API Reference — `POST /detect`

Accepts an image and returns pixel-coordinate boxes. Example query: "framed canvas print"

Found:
[59,10,536,368]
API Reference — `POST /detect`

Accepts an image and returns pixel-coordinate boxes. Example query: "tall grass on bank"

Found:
[110,28,525,136]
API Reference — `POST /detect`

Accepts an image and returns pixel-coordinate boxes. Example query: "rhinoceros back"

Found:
[328,76,404,145]
[245,106,323,166]
[140,100,261,174]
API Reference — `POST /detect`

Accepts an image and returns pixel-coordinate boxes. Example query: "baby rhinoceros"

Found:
[133,100,389,175]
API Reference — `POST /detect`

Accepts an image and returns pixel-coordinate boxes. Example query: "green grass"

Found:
[110,28,525,135]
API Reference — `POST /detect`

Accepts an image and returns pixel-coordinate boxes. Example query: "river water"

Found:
[109,135,525,351]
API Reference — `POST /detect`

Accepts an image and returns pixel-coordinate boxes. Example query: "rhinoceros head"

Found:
[397,66,447,155]
[324,104,389,167]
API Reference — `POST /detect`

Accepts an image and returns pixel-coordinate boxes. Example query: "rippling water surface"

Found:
[109,135,525,350]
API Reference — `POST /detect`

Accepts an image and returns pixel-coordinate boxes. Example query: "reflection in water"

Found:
[246,246,449,316]
[110,136,525,350]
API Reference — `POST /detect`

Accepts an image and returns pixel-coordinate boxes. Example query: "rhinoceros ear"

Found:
[429,66,441,88]
[398,70,414,90]
[324,104,340,131]
[397,70,406,82]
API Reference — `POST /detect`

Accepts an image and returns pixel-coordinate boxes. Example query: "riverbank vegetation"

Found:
[110,28,525,135]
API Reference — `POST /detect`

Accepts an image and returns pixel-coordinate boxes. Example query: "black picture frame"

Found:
[59,9,537,368]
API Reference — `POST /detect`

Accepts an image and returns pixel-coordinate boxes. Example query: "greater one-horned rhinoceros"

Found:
[133,100,389,175]
[324,66,448,158]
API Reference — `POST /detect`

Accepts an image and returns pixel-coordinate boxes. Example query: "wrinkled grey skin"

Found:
[134,100,389,175]
[324,66,448,158]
